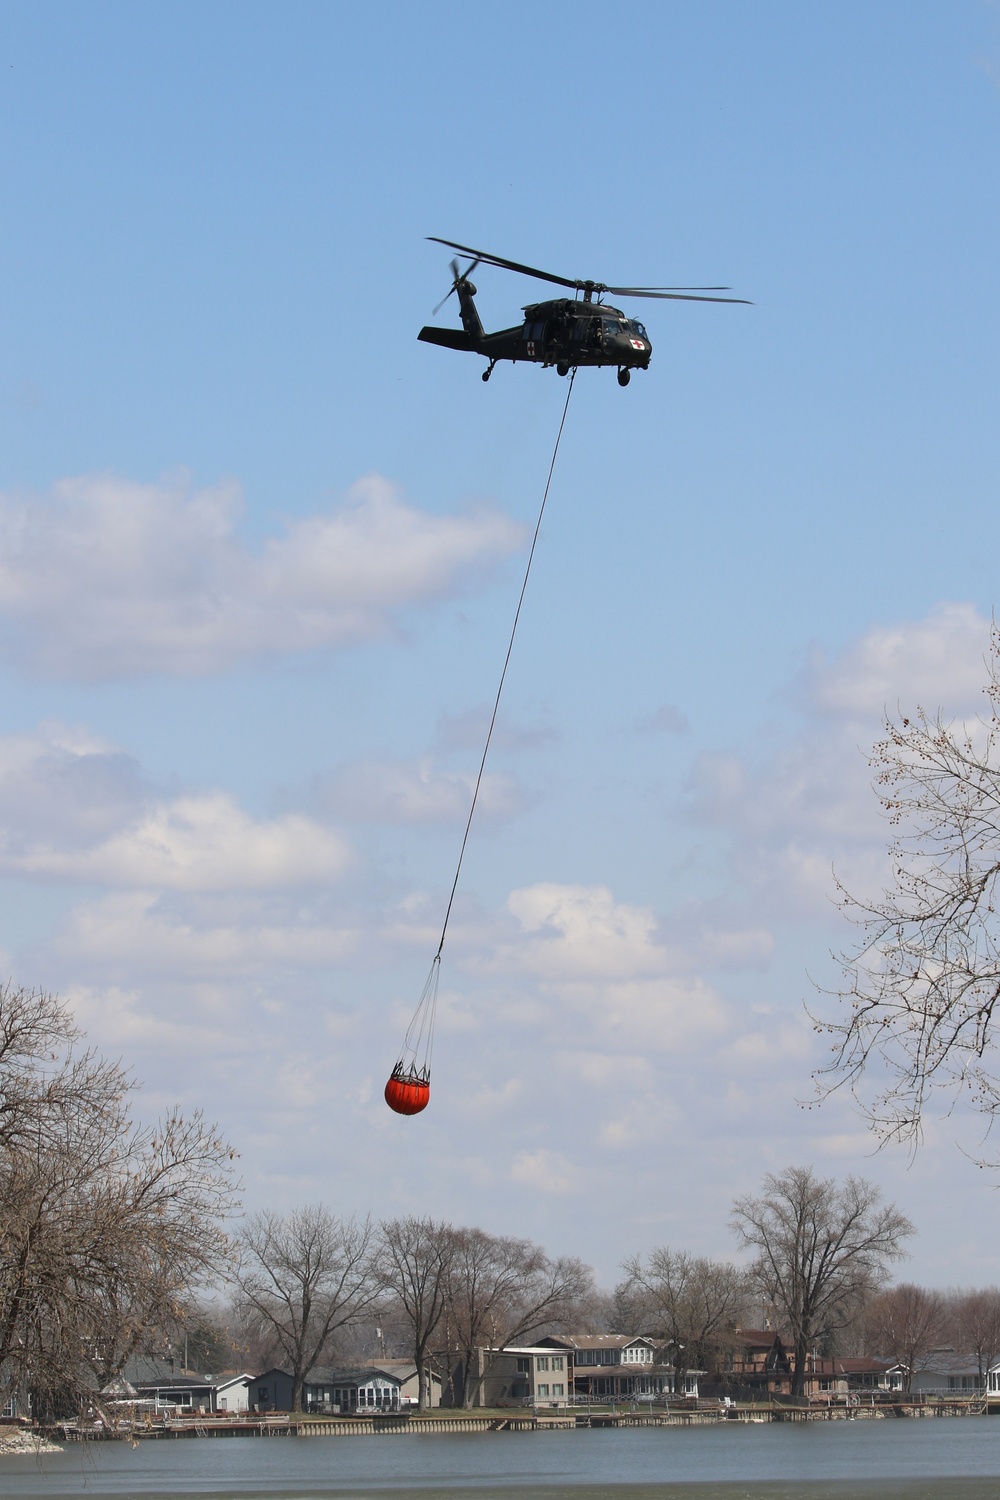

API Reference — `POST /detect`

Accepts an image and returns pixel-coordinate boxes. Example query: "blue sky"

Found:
[2,0,1000,1286]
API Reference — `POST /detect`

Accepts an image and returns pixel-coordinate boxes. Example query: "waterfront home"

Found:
[459,1335,698,1408]
[727,1328,793,1394]
[807,1357,902,1400]
[460,1344,573,1407]
[724,1332,900,1401]
[545,1335,698,1401]
[103,1357,252,1413]
[0,1372,28,1421]
[249,1362,438,1413]
[911,1353,987,1395]
[359,1359,433,1407]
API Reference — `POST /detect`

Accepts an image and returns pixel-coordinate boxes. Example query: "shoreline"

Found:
[36,1397,996,1444]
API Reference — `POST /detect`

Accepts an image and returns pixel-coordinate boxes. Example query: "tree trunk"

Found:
[462,1347,486,1409]
[790,1337,809,1398]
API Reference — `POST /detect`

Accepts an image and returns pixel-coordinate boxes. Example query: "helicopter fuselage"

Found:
[419,283,651,384]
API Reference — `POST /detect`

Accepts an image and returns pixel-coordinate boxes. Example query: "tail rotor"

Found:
[432,255,481,316]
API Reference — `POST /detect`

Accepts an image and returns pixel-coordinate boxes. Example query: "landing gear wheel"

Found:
[617,367,631,387]
[556,361,570,377]
[482,369,491,382]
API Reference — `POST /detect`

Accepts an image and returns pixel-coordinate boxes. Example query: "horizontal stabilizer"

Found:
[418,326,475,351]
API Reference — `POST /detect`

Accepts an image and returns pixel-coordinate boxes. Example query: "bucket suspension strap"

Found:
[388,372,577,1100]
[435,369,577,962]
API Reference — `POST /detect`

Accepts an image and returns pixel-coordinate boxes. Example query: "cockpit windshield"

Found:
[630,321,648,340]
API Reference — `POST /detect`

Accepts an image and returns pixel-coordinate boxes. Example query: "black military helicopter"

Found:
[419,237,749,386]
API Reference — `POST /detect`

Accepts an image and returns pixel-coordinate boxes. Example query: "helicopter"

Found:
[419,237,749,386]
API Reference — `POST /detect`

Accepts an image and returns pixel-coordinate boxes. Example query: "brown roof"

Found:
[736,1329,785,1348]
[810,1357,894,1376]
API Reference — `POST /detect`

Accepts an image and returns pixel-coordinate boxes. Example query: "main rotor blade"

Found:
[607,288,753,304]
[428,237,582,291]
[428,238,752,303]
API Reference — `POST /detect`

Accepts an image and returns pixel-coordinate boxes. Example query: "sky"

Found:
[2,0,1000,1290]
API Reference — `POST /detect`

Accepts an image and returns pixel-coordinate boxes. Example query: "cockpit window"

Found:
[631,321,648,339]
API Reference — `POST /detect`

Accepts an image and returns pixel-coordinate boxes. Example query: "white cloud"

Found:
[0,723,144,847]
[434,704,558,754]
[496,882,731,1052]
[506,883,676,980]
[509,1148,579,1195]
[8,791,349,891]
[61,891,357,975]
[0,471,523,678]
[0,725,349,892]
[688,602,997,920]
[323,755,524,824]
[806,602,991,720]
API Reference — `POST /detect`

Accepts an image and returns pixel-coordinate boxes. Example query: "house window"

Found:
[537,1384,549,1397]
[516,1358,530,1374]
[536,1357,549,1371]
[551,1356,564,1371]
[552,1383,564,1396]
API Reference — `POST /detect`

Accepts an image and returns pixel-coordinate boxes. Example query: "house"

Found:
[547,1334,697,1401]
[248,1362,439,1413]
[366,1358,437,1408]
[460,1334,697,1408]
[461,1345,574,1408]
[807,1357,902,1400]
[727,1328,793,1393]
[212,1375,252,1412]
[723,1331,900,1401]
[103,1356,252,1414]
[911,1352,986,1395]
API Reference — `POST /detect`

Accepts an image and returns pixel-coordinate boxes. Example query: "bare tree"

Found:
[618,1248,752,1380]
[445,1229,593,1407]
[565,1286,619,1335]
[864,1282,945,1392]
[234,1207,378,1412]
[731,1165,913,1398]
[0,982,237,1417]
[951,1286,1000,1386]
[816,636,1000,1154]
[377,1217,454,1409]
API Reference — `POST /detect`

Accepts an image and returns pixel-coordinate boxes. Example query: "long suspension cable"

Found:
[435,370,577,958]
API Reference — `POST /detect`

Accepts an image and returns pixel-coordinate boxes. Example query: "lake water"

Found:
[2,1421,1000,1500]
